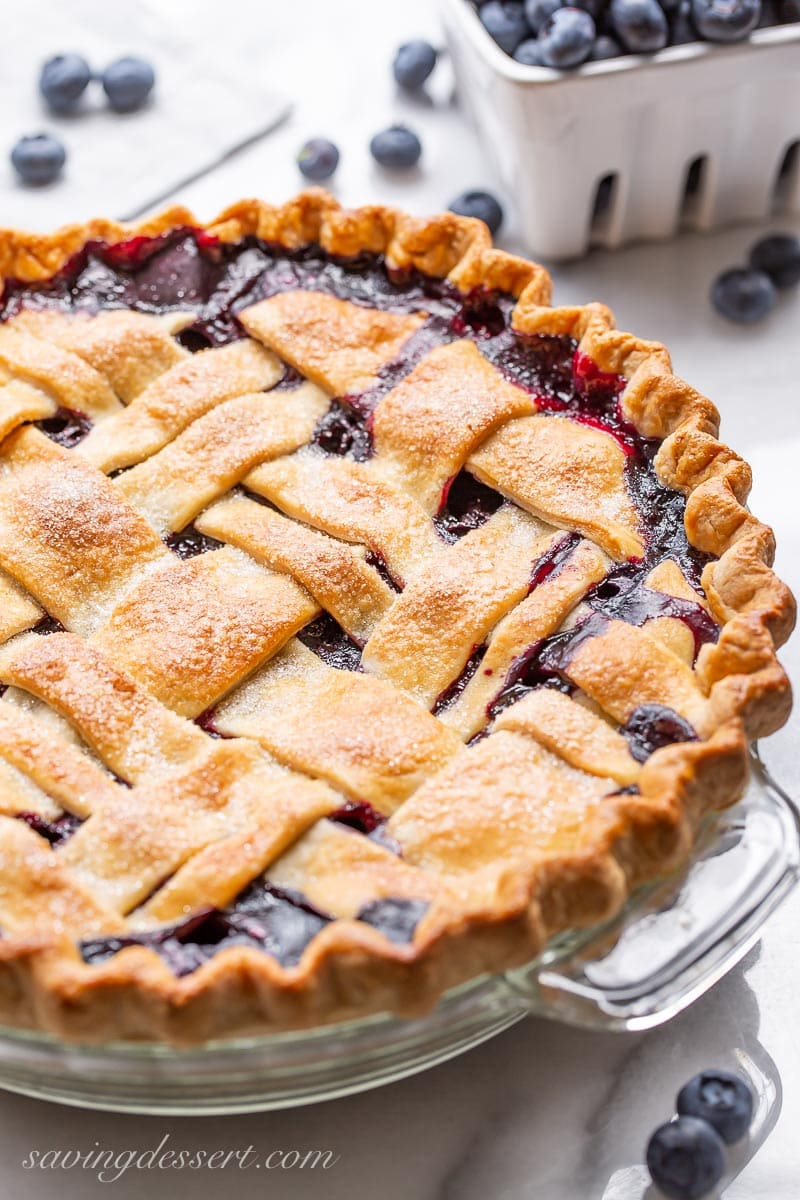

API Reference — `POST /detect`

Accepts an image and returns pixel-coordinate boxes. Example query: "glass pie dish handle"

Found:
[505,747,800,1030]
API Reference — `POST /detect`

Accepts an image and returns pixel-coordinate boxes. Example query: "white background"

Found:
[0,1,798,1197]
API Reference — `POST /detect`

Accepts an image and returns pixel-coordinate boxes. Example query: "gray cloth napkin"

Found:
[0,0,289,231]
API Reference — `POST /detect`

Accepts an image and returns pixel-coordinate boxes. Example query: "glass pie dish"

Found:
[0,749,794,1116]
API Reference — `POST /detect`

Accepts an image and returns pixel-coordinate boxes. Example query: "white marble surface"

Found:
[0,2,798,1197]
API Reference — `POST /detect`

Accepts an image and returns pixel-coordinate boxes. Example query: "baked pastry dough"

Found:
[0,190,791,1044]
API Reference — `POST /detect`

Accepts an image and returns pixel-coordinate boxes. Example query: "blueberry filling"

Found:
[80,880,427,975]
[329,800,402,855]
[356,898,428,945]
[585,564,718,656]
[489,563,716,733]
[81,886,332,975]
[311,399,373,460]
[297,613,363,670]
[433,644,487,714]
[365,549,401,592]
[165,526,224,560]
[529,531,581,590]
[16,810,82,847]
[37,406,92,448]
[622,704,699,762]
[33,614,67,635]
[435,470,505,542]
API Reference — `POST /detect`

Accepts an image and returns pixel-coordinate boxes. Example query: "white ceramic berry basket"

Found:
[441,0,800,259]
[0,751,795,1115]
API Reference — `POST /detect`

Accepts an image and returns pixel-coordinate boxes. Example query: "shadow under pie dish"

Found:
[0,190,792,1046]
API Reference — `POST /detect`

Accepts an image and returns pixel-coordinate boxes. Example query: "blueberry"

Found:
[448,189,504,235]
[589,32,625,55]
[622,704,698,762]
[749,233,800,288]
[297,137,340,182]
[538,7,597,66]
[10,133,66,186]
[524,0,562,32]
[658,0,684,10]
[39,54,91,113]
[711,267,777,323]
[101,56,155,113]
[479,2,531,53]
[514,36,547,61]
[357,898,428,944]
[670,0,701,40]
[646,1117,726,1200]
[610,0,670,49]
[370,124,422,169]
[393,39,438,88]
[690,0,761,38]
[677,1070,755,1144]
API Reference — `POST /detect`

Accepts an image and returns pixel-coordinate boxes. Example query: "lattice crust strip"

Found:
[0,189,792,1045]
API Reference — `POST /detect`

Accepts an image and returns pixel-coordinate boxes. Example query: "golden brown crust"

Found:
[0,189,792,1045]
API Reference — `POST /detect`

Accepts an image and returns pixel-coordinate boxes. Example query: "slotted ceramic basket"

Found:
[442,0,800,259]
[0,749,795,1116]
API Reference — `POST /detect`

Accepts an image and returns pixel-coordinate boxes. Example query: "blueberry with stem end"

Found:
[297,137,340,182]
[711,267,777,323]
[101,56,155,112]
[646,1117,726,1200]
[39,54,92,113]
[10,133,66,186]
[479,1,531,53]
[448,190,504,235]
[749,233,800,288]
[392,40,438,89]
[611,0,670,50]
[677,1070,755,1144]
[370,125,422,169]
[538,7,597,66]
[690,0,761,39]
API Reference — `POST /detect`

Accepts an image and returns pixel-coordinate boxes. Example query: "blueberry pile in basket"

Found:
[645,1069,755,1198]
[472,0,798,68]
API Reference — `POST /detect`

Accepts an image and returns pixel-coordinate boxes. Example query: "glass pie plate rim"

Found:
[0,748,795,1115]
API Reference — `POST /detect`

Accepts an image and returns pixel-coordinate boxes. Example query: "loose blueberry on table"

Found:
[10,132,66,186]
[677,1069,755,1144]
[448,189,505,234]
[392,39,439,88]
[297,136,340,182]
[369,124,423,168]
[711,266,778,323]
[749,232,800,289]
[101,55,156,112]
[39,53,92,113]
[646,1117,726,1200]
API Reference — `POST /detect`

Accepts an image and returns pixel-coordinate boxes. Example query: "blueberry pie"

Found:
[0,191,792,1043]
